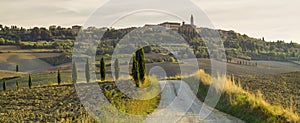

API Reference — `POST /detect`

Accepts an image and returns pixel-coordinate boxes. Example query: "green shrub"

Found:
[169,57,177,63]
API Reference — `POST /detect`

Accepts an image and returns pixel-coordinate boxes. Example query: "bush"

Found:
[169,57,177,63]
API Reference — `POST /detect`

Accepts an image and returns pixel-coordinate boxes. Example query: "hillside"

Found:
[0,46,61,72]
[0,24,299,65]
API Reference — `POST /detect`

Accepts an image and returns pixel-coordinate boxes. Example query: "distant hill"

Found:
[0,24,299,62]
[214,28,299,61]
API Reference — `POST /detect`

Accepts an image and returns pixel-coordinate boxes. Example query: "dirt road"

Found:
[145,80,244,123]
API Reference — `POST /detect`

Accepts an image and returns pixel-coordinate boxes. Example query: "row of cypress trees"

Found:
[76,57,119,83]
[77,48,146,87]
[1,48,146,91]
[2,69,63,91]
[2,48,145,90]
[83,57,107,83]
[2,74,32,91]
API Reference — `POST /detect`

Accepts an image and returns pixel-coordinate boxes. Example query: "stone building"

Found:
[158,22,181,30]
[72,25,82,34]
[144,15,199,36]
[178,15,198,34]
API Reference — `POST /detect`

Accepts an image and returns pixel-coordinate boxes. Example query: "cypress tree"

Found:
[28,74,32,89]
[132,54,139,87]
[136,48,146,83]
[85,58,90,83]
[57,69,61,85]
[100,57,106,81]
[114,58,120,80]
[3,79,6,91]
[72,61,77,83]
[16,80,20,90]
[16,65,19,72]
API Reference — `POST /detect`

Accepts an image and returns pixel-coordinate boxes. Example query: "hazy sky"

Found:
[1,0,299,43]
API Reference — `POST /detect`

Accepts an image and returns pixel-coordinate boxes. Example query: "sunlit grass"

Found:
[100,75,161,122]
[182,69,299,123]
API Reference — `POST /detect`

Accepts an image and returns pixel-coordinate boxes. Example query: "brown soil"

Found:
[0,84,95,122]
[237,72,300,114]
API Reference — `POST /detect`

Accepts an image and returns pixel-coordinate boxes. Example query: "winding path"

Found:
[145,80,244,123]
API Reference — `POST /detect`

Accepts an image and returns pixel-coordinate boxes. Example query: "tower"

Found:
[191,15,194,26]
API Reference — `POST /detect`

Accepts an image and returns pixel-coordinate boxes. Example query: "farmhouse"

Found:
[145,15,199,34]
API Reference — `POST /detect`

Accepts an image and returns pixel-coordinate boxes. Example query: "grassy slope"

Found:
[0,46,61,73]
[181,70,299,123]
[99,82,160,122]
[0,70,25,79]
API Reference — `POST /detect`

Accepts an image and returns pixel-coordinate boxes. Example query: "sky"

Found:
[0,0,299,43]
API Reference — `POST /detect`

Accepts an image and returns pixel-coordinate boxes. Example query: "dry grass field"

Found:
[0,46,61,73]
[1,45,299,122]
[0,46,59,53]
[143,58,300,77]
[0,70,25,79]
[237,72,300,115]
[0,82,160,123]
[0,84,94,122]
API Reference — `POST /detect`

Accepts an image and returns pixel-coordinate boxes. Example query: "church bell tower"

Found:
[191,15,194,26]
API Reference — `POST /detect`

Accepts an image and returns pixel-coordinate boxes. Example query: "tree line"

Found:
[2,68,63,91]
[73,48,146,87]
[1,24,299,62]
[0,25,76,42]
[1,47,147,90]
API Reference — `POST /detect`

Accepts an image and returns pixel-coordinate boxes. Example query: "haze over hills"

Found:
[1,16,299,63]
[1,0,299,43]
